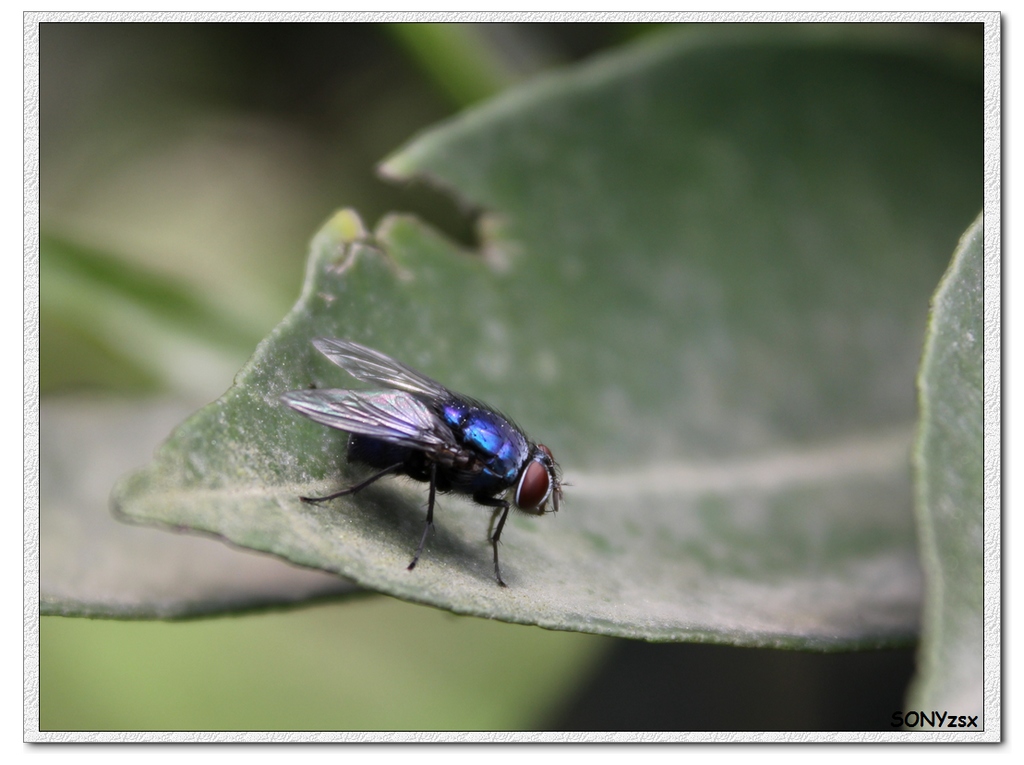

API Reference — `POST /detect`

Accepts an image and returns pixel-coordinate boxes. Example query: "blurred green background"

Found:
[41,23,653,397]
[38,22,942,732]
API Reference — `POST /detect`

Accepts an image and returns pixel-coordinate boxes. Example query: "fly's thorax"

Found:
[441,400,530,486]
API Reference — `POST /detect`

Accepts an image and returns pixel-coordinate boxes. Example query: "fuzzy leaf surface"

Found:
[115,28,982,646]
[908,214,986,719]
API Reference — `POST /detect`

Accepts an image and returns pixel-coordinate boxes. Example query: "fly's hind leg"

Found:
[300,462,403,503]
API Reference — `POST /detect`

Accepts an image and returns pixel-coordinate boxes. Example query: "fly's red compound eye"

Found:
[515,459,551,512]
[538,444,553,460]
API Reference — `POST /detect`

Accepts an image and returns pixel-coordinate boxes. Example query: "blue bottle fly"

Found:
[281,338,562,586]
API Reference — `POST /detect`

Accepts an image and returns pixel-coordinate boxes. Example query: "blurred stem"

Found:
[384,23,518,107]
[40,233,261,394]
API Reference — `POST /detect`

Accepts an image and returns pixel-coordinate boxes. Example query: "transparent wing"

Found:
[311,338,451,400]
[281,389,456,451]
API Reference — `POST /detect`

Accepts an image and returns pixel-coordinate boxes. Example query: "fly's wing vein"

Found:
[312,338,451,400]
[281,389,456,452]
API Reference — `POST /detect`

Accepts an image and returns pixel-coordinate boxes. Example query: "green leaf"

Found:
[907,214,985,718]
[114,27,981,648]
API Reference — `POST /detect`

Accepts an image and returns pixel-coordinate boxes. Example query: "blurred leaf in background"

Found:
[41,596,604,731]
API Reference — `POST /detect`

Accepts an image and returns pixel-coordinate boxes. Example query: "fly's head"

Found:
[513,444,562,516]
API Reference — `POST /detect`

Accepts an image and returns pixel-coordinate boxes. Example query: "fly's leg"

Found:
[407,462,437,572]
[300,462,403,503]
[476,495,511,587]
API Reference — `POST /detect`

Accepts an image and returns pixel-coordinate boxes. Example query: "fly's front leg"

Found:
[475,494,511,587]
[408,462,437,571]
